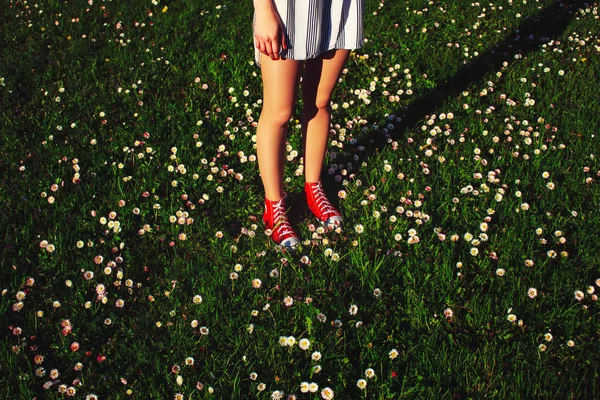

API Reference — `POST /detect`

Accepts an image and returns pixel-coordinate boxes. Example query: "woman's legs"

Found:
[257,55,303,201]
[301,49,350,183]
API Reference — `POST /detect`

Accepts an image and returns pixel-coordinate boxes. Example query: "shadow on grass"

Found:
[283,1,588,237]
[338,0,587,181]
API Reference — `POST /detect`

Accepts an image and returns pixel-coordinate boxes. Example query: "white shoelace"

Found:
[311,184,338,217]
[272,199,296,238]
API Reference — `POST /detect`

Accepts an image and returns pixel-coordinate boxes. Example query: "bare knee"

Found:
[304,95,331,118]
[314,94,332,112]
[259,106,294,128]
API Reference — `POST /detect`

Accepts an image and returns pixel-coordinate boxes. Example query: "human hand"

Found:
[253,5,287,61]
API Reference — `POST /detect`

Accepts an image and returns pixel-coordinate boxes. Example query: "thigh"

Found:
[260,55,303,119]
[302,49,350,108]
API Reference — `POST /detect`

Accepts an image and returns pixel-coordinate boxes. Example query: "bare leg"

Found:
[256,55,302,200]
[301,49,350,183]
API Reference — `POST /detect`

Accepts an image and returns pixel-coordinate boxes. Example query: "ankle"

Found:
[265,190,287,203]
[305,181,321,189]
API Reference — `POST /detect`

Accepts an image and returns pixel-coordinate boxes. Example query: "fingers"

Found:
[255,38,280,60]
[268,38,280,60]
[280,30,287,51]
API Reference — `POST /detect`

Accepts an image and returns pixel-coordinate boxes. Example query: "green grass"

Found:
[1,0,599,398]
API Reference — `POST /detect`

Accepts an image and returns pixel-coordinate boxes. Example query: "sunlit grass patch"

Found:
[1,0,599,398]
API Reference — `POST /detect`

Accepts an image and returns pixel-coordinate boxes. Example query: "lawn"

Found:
[1,0,599,398]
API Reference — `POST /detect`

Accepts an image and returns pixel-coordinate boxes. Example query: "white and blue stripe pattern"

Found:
[254,0,364,64]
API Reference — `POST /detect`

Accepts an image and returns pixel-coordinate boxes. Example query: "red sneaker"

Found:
[305,181,343,229]
[263,195,300,248]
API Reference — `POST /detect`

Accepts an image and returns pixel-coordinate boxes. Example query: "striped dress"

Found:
[254,0,364,65]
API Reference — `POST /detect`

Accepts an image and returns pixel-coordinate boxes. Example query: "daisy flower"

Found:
[321,387,334,399]
[298,338,311,350]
